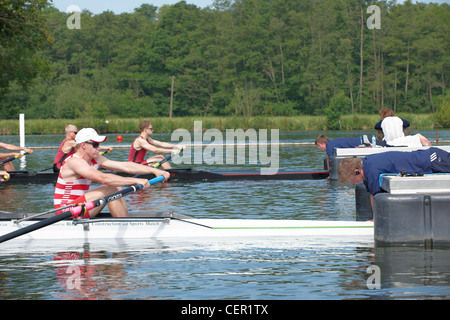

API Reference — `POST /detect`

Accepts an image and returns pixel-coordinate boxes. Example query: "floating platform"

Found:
[329,145,450,180]
[355,174,450,247]
[380,173,450,194]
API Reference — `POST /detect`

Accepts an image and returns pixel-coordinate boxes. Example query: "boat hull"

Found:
[0,216,373,241]
[6,168,329,184]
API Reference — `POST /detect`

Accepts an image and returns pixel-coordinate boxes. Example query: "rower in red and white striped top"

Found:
[53,128,170,218]
[53,155,99,210]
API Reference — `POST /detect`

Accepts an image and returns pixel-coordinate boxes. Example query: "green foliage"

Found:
[0,114,436,135]
[433,96,450,128]
[0,0,449,120]
[324,91,351,130]
[0,0,52,96]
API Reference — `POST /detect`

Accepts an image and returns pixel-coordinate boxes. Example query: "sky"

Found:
[51,0,214,14]
[51,0,448,15]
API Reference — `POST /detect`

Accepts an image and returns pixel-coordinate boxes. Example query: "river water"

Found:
[0,129,449,302]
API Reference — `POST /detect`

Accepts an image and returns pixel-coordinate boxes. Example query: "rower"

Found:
[53,128,170,218]
[128,120,184,169]
[53,124,111,173]
[53,124,78,173]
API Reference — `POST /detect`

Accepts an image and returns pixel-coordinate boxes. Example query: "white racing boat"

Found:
[0,212,374,242]
[0,177,373,244]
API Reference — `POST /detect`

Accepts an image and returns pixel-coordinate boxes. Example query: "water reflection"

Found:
[53,246,138,300]
[371,247,450,298]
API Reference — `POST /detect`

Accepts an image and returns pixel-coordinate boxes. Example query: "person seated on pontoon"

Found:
[374,108,430,147]
[374,108,411,140]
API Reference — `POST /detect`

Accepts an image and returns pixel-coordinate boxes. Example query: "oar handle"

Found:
[100,148,112,155]
[151,148,183,168]
[0,152,29,165]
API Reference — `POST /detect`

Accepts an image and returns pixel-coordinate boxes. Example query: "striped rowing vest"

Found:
[53,154,99,209]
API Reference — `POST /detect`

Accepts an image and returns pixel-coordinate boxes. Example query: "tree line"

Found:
[0,0,449,121]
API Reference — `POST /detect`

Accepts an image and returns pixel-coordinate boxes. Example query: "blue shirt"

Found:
[326,137,362,157]
[362,149,432,195]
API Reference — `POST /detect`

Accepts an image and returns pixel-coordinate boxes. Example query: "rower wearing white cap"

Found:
[54,128,170,218]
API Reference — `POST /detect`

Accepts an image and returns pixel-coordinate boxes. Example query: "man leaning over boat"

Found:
[337,147,450,208]
[53,128,170,218]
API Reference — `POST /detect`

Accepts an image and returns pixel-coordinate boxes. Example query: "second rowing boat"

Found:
[5,168,329,184]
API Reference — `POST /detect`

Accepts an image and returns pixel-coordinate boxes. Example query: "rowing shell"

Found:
[0,212,373,242]
[5,168,329,184]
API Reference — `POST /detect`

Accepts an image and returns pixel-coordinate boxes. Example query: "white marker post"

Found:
[19,113,25,169]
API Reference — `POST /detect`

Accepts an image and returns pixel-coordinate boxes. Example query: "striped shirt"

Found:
[53,155,99,209]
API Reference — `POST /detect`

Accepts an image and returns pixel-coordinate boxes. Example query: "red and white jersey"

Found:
[53,155,99,209]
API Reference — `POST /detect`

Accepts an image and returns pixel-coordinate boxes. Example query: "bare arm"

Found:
[0,142,33,154]
[64,157,159,188]
[0,153,21,160]
[134,138,177,155]
[98,156,170,180]
[148,138,182,150]
[61,140,76,154]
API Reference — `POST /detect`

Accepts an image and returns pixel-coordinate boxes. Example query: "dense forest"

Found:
[0,0,449,122]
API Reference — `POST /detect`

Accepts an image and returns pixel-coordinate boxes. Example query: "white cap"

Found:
[75,128,107,144]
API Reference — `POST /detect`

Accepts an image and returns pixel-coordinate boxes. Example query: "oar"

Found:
[132,148,183,179]
[0,152,30,166]
[0,175,165,244]
[149,148,183,168]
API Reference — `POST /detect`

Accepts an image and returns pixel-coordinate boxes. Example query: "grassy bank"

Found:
[0,114,439,135]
